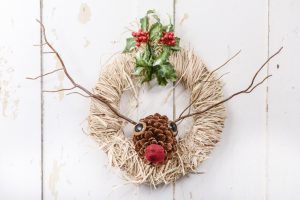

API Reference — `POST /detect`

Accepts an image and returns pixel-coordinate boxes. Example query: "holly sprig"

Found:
[123,10,181,86]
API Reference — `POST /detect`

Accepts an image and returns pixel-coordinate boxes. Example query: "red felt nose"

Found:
[144,144,165,164]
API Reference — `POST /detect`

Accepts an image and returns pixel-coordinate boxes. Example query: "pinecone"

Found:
[132,113,178,165]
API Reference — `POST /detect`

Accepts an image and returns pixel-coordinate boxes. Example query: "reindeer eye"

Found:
[134,122,146,135]
[168,121,177,133]
[135,123,144,132]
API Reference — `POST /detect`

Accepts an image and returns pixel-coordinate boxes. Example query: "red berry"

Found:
[132,32,137,37]
[171,40,176,45]
[135,38,140,42]
[136,42,141,47]
[144,144,165,164]
[170,32,174,36]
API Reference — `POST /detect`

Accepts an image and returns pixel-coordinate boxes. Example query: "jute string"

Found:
[88,49,225,186]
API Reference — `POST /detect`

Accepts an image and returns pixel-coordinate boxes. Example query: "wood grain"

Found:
[0,1,41,199]
[0,0,300,199]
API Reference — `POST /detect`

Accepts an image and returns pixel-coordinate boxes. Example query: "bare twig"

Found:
[211,50,241,76]
[42,51,56,54]
[35,19,137,125]
[33,43,46,47]
[178,72,229,120]
[174,47,283,123]
[66,92,91,98]
[193,50,241,86]
[177,51,241,120]
[196,72,230,83]
[26,68,63,80]
[43,86,76,93]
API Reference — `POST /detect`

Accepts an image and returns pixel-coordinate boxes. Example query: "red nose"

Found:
[144,144,165,164]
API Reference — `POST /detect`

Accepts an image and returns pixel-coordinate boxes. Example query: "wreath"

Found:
[30,10,282,186]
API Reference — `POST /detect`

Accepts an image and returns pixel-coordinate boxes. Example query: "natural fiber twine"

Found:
[88,49,226,186]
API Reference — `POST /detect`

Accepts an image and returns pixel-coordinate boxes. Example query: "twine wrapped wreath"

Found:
[88,49,225,186]
[33,14,281,187]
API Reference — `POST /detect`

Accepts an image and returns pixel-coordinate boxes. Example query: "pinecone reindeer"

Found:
[29,20,282,165]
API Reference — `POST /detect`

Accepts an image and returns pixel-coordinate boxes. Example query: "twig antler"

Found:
[174,47,283,123]
[178,50,241,121]
[33,20,137,125]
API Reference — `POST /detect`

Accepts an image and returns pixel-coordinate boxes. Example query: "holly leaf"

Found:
[147,10,155,15]
[132,67,144,76]
[141,67,154,83]
[142,43,151,61]
[123,38,136,53]
[135,58,148,68]
[149,22,163,40]
[163,24,174,32]
[140,15,149,31]
[153,47,170,66]
[152,14,160,22]
[146,10,160,22]
[170,37,181,51]
[156,73,168,86]
[158,63,177,81]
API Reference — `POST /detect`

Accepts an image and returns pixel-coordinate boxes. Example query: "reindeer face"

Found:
[132,113,178,165]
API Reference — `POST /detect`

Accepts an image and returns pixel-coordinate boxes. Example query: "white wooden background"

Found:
[0,0,299,199]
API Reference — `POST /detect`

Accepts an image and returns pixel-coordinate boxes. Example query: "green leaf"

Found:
[142,44,151,61]
[156,73,168,86]
[170,37,181,51]
[140,16,149,31]
[154,62,177,86]
[163,24,174,32]
[149,22,163,40]
[158,63,177,80]
[152,14,160,22]
[132,67,144,76]
[123,38,136,53]
[141,67,153,83]
[125,10,180,86]
[147,10,155,15]
[146,10,160,22]
[135,57,148,67]
[153,47,170,66]
[136,49,153,68]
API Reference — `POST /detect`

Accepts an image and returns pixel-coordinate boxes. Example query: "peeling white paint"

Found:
[51,28,59,40]
[0,47,19,119]
[78,3,91,24]
[83,37,90,48]
[48,160,64,200]
[179,13,189,25]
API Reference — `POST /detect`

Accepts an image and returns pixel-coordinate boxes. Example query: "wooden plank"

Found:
[267,0,300,199]
[175,0,268,199]
[0,0,41,199]
[41,1,145,199]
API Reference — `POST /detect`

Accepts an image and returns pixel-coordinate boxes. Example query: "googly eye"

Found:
[133,122,146,136]
[168,121,178,135]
